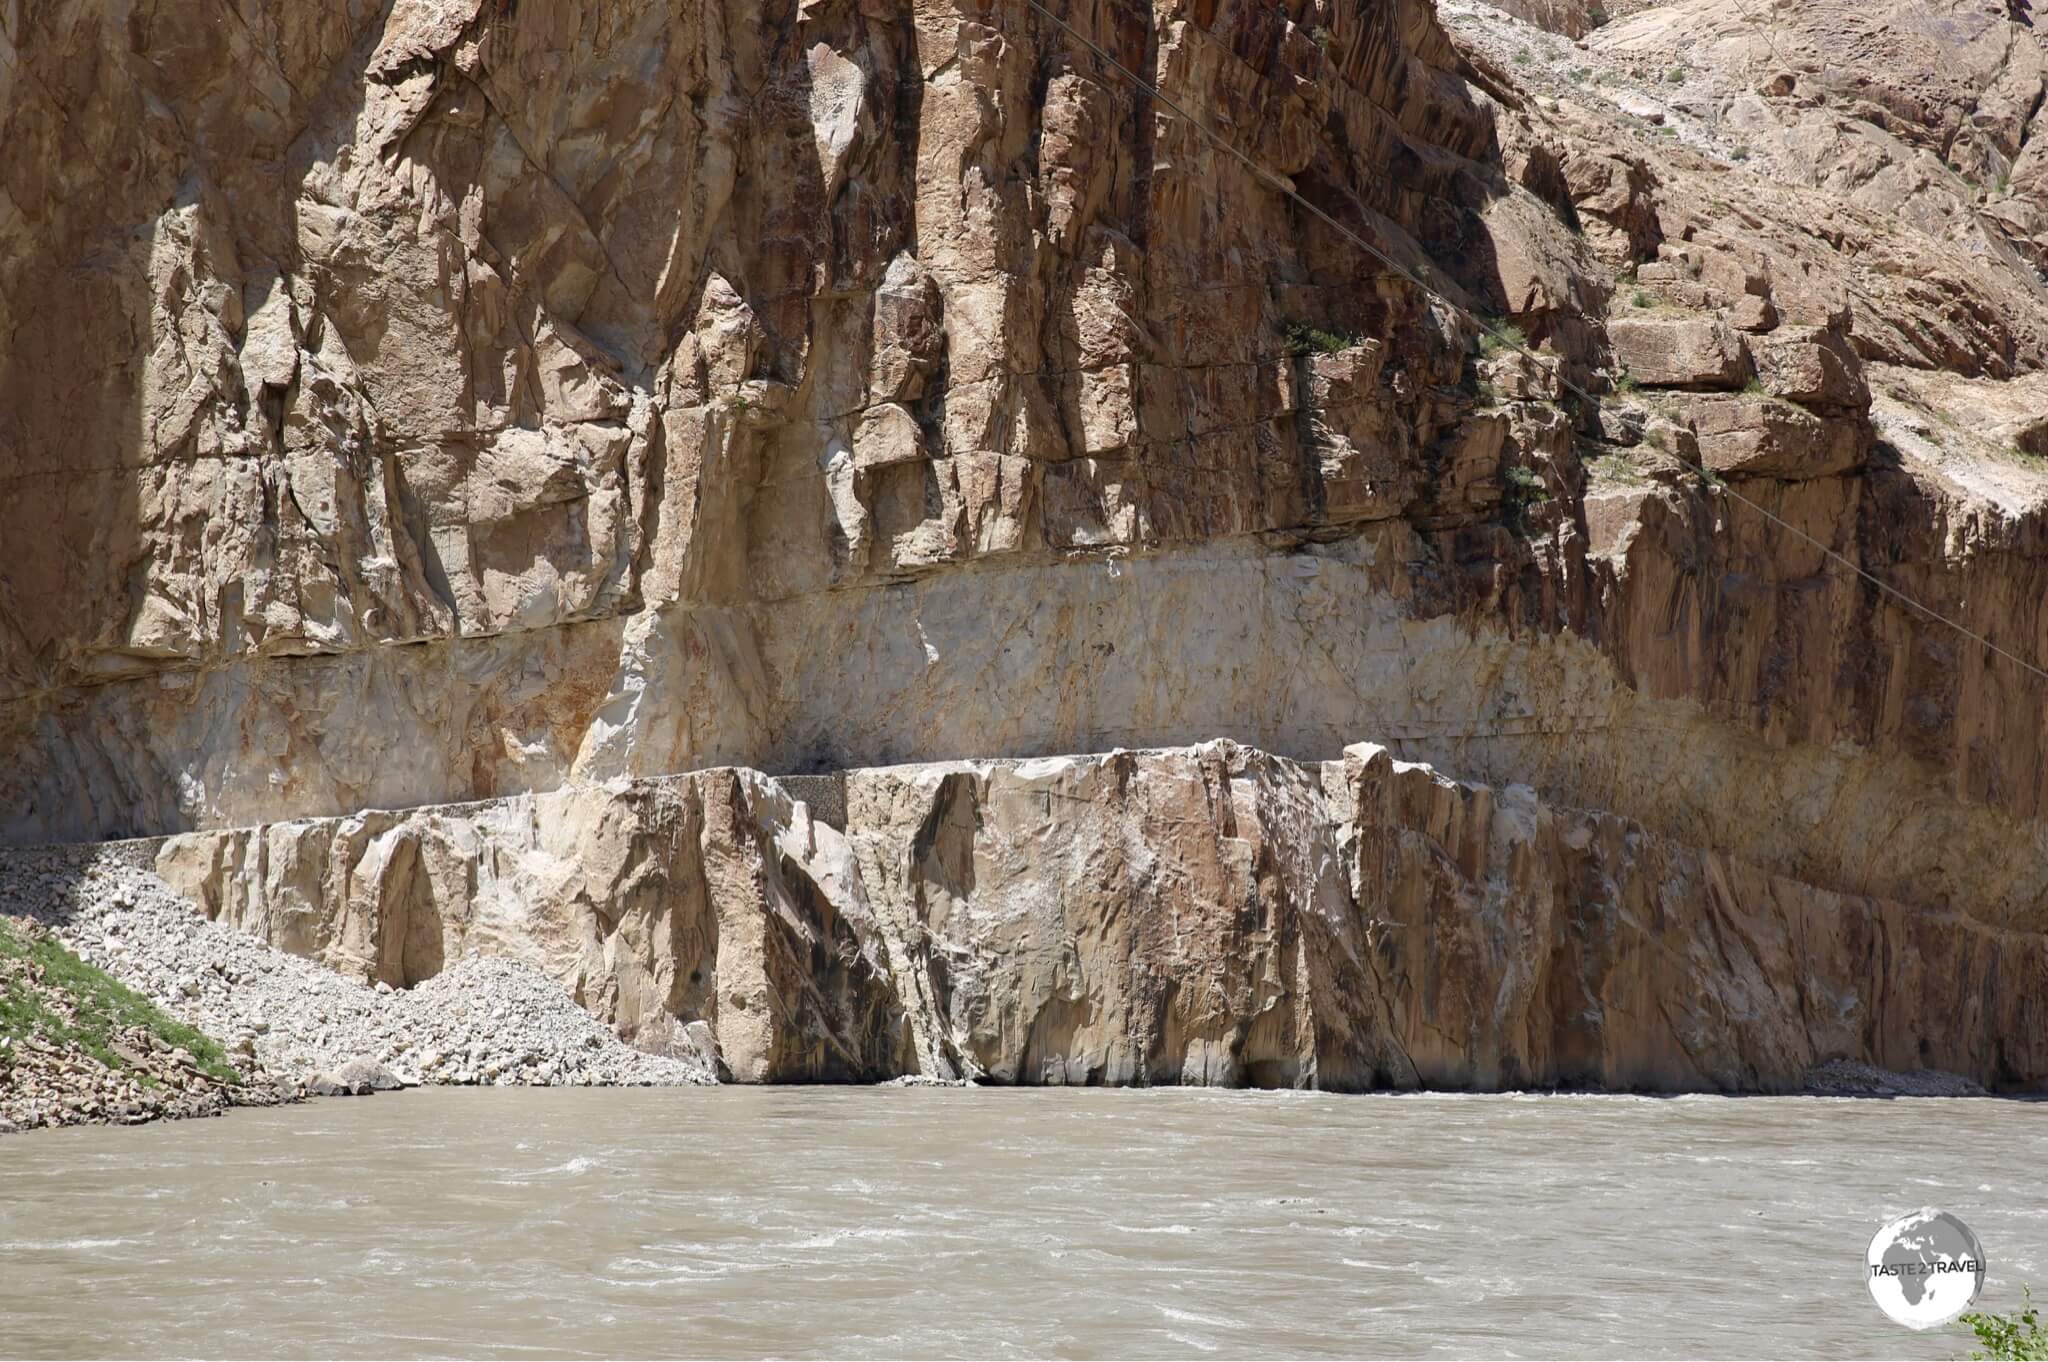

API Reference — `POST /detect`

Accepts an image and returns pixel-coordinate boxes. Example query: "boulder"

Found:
[1687,395,1868,479]
[306,1057,403,1096]
[1608,317,1751,389]
[1749,327,1870,410]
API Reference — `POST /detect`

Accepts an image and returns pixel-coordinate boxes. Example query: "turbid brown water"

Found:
[1,1088,2040,1359]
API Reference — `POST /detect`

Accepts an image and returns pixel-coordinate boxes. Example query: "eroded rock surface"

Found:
[126,743,2046,1093]
[5,1,2048,1090]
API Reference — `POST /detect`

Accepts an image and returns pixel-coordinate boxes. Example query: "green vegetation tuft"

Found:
[1502,464,1552,534]
[1478,322,1530,358]
[1632,290,1653,309]
[1282,319,1360,356]
[1731,144,1752,162]
[1308,24,1333,52]
[0,918,241,1085]
[1665,66,1687,84]
[1959,1290,2048,1361]
[1742,375,1768,396]
[1586,450,1649,487]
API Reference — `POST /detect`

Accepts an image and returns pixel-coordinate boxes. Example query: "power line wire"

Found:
[1018,0,2048,688]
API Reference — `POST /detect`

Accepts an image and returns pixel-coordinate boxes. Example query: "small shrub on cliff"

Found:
[1958,1291,2048,1361]
[1477,322,1530,359]
[1282,319,1359,356]
[1586,450,1649,487]
[1502,465,1552,534]
[1307,25,1333,53]
[1503,465,1550,500]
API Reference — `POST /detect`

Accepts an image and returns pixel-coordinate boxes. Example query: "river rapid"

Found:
[2,1088,2040,1358]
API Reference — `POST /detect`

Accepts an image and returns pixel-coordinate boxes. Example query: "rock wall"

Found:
[144,742,2047,1091]
[7,0,2048,1087]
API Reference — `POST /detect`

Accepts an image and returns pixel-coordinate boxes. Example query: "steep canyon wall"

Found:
[4,0,2047,1087]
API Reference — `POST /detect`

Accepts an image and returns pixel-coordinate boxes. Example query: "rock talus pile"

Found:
[2,848,712,1123]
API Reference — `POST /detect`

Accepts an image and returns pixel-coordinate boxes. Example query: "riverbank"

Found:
[0,840,2005,1133]
[0,846,713,1135]
[0,915,296,1132]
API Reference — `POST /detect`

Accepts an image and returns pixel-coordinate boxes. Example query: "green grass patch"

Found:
[0,918,240,1085]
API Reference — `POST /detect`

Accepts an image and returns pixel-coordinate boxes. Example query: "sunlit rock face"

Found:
[149,743,2047,1091]
[5,1,2047,1087]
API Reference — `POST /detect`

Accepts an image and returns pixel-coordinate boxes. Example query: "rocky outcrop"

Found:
[135,742,2047,1093]
[6,0,2048,1093]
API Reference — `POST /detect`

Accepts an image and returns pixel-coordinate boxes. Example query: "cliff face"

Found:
[147,742,2046,1091]
[4,0,2047,1089]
